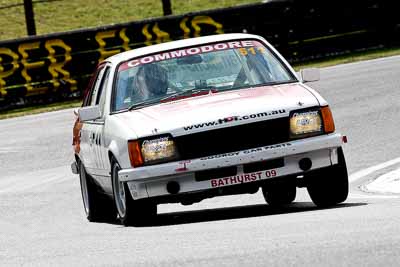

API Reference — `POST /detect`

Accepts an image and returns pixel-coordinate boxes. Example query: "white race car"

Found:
[71,33,348,226]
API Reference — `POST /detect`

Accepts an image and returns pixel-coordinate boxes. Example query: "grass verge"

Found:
[1,46,399,120]
[0,0,260,41]
[0,99,81,120]
[292,47,400,70]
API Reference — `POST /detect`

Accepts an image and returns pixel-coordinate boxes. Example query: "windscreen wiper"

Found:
[128,88,216,110]
[160,88,216,102]
[127,98,164,111]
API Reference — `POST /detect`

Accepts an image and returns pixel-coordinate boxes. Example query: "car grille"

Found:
[175,117,289,160]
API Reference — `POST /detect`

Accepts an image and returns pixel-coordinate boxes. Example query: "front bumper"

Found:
[119,133,343,200]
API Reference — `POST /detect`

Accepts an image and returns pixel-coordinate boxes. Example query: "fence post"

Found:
[24,0,36,36]
[161,0,172,15]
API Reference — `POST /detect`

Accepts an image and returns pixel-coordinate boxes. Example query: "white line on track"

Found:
[349,157,400,182]
[364,168,400,194]
[348,157,400,198]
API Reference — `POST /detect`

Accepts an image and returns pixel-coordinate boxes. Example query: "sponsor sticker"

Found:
[199,143,292,160]
[210,169,277,188]
[183,109,286,131]
[120,40,255,71]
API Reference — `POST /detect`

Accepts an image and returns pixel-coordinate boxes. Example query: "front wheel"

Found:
[79,161,116,222]
[111,161,157,226]
[262,176,297,206]
[306,147,349,207]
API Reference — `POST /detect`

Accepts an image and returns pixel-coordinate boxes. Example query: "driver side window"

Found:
[96,67,110,118]
[90,67,106,106]
[82,65,105,107]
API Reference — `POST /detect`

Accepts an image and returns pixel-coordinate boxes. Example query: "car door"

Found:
[90,66,111,188]
[79,65,106,175]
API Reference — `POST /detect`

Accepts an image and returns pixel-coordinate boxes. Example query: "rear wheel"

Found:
[79,161,117,222]
[111,161,157,226]
[262,176,297,206]
[306,147,349,207]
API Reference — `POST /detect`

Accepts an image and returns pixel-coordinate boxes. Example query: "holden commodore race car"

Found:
[71,33,349,226]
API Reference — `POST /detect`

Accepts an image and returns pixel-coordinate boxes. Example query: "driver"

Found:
[132,63,168,102]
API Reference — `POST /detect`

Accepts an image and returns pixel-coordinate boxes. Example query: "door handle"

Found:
[89,132,95,145]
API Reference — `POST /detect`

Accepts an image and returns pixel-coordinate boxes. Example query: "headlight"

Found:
[128,135,178,167]
[141,136,178,162]
[289,109,323,138]
[289,106,335,138]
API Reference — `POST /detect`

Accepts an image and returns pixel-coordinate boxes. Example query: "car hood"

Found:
[115,83,321,138]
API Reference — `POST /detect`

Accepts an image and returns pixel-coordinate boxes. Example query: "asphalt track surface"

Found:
[1,56,400,266]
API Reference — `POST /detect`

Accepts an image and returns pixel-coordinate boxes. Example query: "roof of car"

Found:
[106,33,265,64]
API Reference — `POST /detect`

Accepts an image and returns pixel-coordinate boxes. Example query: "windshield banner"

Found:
[119,40,257,71]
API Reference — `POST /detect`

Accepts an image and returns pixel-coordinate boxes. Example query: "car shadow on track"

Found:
[139,202,367,227]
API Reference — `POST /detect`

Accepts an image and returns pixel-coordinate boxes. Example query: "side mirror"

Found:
[300,68,320,82]
[78,106,101,122]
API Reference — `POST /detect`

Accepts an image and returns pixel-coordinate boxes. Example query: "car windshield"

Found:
[113,40,296,112]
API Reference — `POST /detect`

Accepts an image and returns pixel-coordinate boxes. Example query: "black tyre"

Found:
[111,161,157,226]
[79,161,117,222]
[306,147,349,207]
[262,176,297,206]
